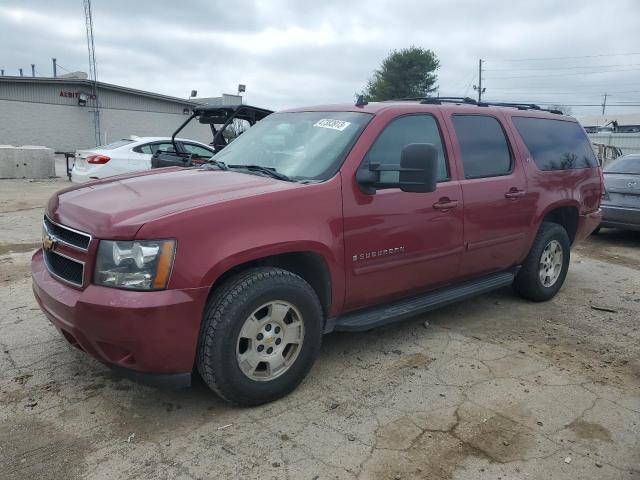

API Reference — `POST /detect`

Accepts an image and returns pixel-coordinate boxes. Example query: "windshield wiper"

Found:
[202,159,228,170]
[227,164,293,182]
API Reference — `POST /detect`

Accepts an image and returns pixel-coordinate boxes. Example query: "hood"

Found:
[48,168,300,238]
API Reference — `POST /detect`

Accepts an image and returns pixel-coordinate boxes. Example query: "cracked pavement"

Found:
[1,175,639,480]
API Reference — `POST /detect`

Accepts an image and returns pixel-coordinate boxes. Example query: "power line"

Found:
[484,63,640,72]
[487,102,640,107]
[55,63,74,73]
[485,67,640,80]
[488,88,640,94]
[485,52,640,63]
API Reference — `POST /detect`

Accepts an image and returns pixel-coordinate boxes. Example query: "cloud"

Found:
[1,0,639,115]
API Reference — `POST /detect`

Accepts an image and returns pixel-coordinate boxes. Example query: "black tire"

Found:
[591,226,601,235]
[196,267,323,406]
[513,222,571,302]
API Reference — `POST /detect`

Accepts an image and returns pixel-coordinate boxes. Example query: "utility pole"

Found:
[52,58,57,78]
[83,0,101,146]
[478,59,483,102]
[473,59,486,102]
[19,68,23,77]
[31,64,35,77]
[602,93,608,115]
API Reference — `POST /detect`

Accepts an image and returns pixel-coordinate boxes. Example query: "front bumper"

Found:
[31,249,209,385]
[601,203,640,231]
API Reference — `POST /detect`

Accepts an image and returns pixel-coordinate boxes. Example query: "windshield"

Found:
[604,155,640,174]
[212,111,372,181]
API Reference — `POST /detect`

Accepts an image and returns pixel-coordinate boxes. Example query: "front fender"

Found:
[202,240,344,316]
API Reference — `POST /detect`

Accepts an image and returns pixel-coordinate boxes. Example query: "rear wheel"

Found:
[514,222,571,302]
[197,267,323,406]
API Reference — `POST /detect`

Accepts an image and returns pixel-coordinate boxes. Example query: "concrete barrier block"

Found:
[0,145,56,179]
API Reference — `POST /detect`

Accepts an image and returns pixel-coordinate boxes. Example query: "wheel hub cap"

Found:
[236,301,305,381]
[539,240,563,288]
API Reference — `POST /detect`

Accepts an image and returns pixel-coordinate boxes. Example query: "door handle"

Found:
[433,199,458,210]
[504,188,525,199]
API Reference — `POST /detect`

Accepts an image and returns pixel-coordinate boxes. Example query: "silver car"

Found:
[600,154,640,231]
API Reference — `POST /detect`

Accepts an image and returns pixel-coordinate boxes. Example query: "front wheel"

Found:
[513,222,571,302]
[197,267,323,406]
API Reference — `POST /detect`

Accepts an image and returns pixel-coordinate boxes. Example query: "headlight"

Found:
[94,239,176,290]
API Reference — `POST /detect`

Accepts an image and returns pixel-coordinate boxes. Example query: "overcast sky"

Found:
[1,0,639,116]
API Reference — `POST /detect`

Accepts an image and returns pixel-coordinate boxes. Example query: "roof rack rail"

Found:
[389,96,564,115]
[476,101,564,115]
[419,97,477,105]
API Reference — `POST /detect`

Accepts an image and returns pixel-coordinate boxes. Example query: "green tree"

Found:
[362,46,440,101]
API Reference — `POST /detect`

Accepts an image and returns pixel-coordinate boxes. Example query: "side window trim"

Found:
[359,113,452,185]
[452,113,515,180]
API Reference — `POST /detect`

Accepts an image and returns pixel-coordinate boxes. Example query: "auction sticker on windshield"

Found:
[313,119,352,131]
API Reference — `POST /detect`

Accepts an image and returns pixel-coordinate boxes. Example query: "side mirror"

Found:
[356,143,438,194]
[398,143,438,193]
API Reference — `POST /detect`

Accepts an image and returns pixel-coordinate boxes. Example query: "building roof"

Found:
[0,75,198,106]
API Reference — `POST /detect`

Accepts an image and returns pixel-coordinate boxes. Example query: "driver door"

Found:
[341,113,464,311]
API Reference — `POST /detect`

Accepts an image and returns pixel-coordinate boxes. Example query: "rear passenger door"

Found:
[447,114,533,277]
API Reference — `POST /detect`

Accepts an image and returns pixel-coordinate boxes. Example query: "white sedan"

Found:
[71,136,215,183]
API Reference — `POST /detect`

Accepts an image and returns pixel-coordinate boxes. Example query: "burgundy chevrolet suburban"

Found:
[32,98,603,405]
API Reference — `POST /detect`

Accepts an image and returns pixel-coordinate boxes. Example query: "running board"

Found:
[327,269,517,333]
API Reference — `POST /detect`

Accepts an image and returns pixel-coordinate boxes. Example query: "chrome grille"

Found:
[43,216,91,251]
[43,249,84,287]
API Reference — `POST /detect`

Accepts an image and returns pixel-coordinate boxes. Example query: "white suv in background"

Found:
[71,136,215,182]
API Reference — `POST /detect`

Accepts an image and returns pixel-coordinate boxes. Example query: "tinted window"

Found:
[363,115,449,184]
[603,155,640,174]
[183,143,214,158]
[452,115,512,179]
[512,117,598,170]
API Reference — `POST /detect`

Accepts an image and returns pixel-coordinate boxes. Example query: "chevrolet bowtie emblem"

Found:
[42,232,56,251]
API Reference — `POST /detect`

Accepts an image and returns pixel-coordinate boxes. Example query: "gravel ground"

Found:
[1,174,639,480]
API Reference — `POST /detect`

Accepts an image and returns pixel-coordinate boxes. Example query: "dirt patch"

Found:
[453,412,537,464]
[395,352,433,369]
[0,418,89,480]
[363,428,488,480]
[566,419,612,442]
[0,256,32,284]
[575,229,640,270]
[0,243,40,255]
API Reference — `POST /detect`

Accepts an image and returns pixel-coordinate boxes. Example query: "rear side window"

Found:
[363,114,449,184]
[452,115,512,179]
[512,117,598,170]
